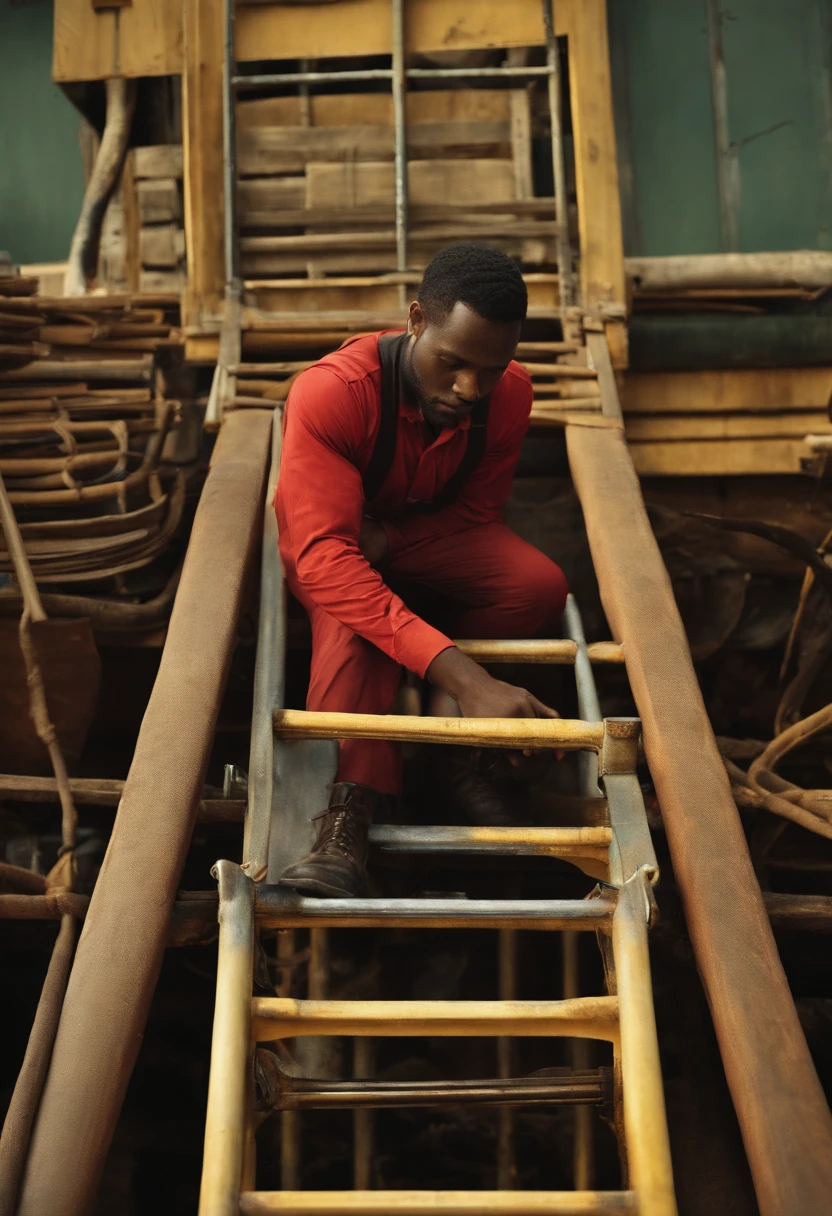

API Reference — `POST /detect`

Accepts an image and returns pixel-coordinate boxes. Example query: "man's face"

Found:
[404,300,521,430]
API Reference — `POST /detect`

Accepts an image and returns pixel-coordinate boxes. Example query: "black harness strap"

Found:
[362,331,491,510]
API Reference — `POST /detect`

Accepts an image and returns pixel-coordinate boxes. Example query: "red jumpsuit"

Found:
[275,332,568,794]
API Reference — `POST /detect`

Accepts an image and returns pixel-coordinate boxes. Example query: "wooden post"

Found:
[182,0,226,329]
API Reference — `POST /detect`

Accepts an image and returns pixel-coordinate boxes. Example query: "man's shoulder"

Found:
[303,333,388,389]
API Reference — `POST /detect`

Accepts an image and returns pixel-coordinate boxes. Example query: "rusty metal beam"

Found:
[566,404,832,1215]
[17,409,272,1216]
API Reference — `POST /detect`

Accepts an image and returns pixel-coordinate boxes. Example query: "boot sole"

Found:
[277,875,364,899]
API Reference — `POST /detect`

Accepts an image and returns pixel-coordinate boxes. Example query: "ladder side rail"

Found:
[542,0,574,307]
[223,0,239,288]
[612,871,676,1216]
[244,410,287,880]
[199,861,257,1216]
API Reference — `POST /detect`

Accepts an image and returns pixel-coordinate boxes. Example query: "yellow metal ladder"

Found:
[197,410,676,1216]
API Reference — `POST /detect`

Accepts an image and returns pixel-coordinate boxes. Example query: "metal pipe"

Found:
[17,409,272,1216]
[233,66,552,89]
[255,893,616,932]
[198,862,256,1216]
[612,871,676,1216]
[239,1191,638,1215]
[391,0,409,281]
[244,410,286,881]
[369,823,611,862]
[497,929,518,1188]
[273,1073,607,1110]
[273,709,604,751]
[234,70,394,87]
[541,0,574,307]
[455,638,623,664]
[563,932,595,1191]
[251,996,620,1043]
[223,0,239,286]
[563,595,602,798]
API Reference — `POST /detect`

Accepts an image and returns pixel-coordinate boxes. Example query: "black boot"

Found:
[278,782,377,898]
[436,747,513,827]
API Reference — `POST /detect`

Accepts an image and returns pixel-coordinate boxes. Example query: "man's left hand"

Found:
[359,516,390,567]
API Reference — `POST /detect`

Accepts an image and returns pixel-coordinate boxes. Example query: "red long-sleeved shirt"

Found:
[275,331,533,677]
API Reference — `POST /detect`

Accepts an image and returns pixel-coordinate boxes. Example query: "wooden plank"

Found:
[305,159,516,210]
[140,226,186,268]
[241,223,556,255]
[242,198,558,230]
[236,0,548,63]
[509,89,534,200]
[630,438,812,476]
[182,0,224,327]
[137,179,182,225]
[133,146,184,180]
[237,89,513,131]
[53,0,182,83]
[238,122,512,176]
[625,411,832,442]
[243,237,554,277]
[122,152,141,295]
[238,177,307,216]
[561,0,626,312]
[621,367,832,415]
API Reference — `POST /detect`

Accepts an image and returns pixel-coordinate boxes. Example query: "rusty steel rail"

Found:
[16,408,272,1216]
[567,333,832,1214]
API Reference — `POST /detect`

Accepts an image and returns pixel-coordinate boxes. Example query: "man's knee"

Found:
[523,553,569,619]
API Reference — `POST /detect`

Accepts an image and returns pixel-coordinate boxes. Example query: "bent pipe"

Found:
[566,421,832,1216]
[17,409,272,1216]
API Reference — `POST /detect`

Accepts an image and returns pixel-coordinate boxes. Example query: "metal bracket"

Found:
[600,717,641,777]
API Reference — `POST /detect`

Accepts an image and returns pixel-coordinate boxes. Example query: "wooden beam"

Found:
[629,438,810,477]
[182,0,225,328]
[561,0,626,314]
[236,0,548,63]
[621,367,832,415]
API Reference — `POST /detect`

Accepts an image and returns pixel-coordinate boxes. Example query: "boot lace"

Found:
[311,806,364,860]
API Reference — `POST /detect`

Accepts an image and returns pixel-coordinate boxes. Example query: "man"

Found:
[276,243,568,897]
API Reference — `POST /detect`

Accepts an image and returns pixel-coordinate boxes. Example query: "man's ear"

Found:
[408,300,427,337]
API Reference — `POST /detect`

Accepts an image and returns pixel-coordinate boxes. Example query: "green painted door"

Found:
[0,1,85,264]
[608,0,832,255]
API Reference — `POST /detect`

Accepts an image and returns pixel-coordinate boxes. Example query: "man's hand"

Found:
[427,646,559,720]
[358,516,390,567]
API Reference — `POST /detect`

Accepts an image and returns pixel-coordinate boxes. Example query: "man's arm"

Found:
[279,368,452,677]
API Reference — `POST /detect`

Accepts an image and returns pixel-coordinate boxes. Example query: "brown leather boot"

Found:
[278,782,377,898]
[436,747,513,826]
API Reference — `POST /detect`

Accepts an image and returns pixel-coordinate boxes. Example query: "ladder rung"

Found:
[258,1065,610,1111]
[273,710,604,751]
[255,892,616,931]
[251,997,619,1043]
[370,824,612,861]
[455,639,624,665]
[239,1190,637,1214]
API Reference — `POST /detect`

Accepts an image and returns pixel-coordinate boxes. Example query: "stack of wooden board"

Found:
[0,291,190,608]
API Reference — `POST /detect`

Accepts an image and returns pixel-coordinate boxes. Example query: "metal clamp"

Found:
[600,718,641,777]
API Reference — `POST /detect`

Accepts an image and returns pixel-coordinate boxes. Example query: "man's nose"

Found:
[452,369,479,402]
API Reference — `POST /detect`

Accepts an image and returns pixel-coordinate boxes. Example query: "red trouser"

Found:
[293,521,568,794]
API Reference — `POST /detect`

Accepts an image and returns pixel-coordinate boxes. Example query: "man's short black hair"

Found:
[418,243,528,326]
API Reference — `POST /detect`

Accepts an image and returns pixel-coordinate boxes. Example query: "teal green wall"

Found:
[0,1,85,264]
[608,0,832,255]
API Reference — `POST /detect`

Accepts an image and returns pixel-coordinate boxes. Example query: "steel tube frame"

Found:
[255,893,616,932]
[455,638,624,664]
[198,862,256,1216]
[271,1072,607,1111]
[244,411,286,880]
[612,871,675,1216]
[233,66,553,88]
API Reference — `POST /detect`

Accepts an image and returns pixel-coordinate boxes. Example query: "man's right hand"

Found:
[426,645,559,720]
